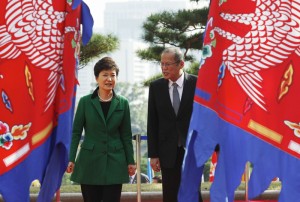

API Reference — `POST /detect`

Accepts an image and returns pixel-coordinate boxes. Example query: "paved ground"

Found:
[0,190,279,202]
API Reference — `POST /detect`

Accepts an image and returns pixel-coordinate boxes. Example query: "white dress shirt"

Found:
[129,173,136,184]
[169,72,184,105]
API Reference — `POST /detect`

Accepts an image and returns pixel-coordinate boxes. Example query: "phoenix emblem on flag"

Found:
[0,0,66,111]
[0,0,81,175]
[203,0,300,112]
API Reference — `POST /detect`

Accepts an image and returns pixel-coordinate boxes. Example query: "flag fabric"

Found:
[179,0,300,202]
[0,0,93,201]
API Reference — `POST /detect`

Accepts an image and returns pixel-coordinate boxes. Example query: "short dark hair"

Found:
[161,47,184,62]
[94,57,119,78]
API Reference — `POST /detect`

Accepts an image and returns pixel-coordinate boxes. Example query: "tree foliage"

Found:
[137,7,209,63]
[186,61,200,75]
[79,33,119,69]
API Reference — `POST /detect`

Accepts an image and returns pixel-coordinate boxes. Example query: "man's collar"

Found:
[169,72,184,88]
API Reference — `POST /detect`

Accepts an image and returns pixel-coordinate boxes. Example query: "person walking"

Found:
[147,47,202,202]
[67,57,136,202]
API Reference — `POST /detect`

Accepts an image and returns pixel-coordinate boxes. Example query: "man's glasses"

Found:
[160,61,179,67]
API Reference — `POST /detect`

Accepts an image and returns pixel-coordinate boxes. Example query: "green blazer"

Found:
[69,88,135,185]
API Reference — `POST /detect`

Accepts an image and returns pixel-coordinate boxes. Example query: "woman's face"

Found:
[96,69,117,92]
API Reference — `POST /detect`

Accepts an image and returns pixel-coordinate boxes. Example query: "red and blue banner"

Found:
[179,0,300,201]
[0,0,93,201]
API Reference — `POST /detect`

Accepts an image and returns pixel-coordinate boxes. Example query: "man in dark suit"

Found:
[129,171,150,184]
[147,47,202,202]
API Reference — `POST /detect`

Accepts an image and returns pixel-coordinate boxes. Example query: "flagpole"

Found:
[135,134,142,202]
[245,162,250,202]
[55,189,60,202]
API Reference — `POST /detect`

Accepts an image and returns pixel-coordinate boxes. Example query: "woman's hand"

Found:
[66,162,74,173]
[128,164,136,176]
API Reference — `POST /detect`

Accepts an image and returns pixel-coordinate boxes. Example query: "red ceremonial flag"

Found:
[179,0,300,202]
[0,0,93,201]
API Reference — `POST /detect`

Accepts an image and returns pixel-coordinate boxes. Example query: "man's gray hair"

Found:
[161,47,184,62]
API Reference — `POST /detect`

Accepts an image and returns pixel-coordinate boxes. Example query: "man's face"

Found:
[160,52,184,82]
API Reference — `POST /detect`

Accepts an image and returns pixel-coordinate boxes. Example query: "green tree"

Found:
[79,33,119,69]
[137,5,209,63]
[186,61,201,75]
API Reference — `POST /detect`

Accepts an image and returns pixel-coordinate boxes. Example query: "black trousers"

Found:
[80,184,122,202]
[161,146,203,202]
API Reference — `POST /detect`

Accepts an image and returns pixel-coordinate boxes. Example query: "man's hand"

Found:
[150,158,161,172]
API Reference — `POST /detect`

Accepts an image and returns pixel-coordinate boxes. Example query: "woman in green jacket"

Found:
[67,57,136,202]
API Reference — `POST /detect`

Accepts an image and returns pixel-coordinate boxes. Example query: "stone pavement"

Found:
[0,190,279,202]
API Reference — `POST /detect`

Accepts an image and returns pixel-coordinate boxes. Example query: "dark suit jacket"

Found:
[129,173,150,184]
[147,73,197,168]
[69,88,135,185]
